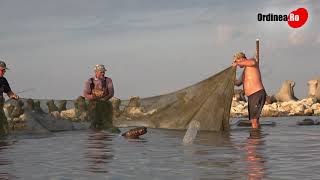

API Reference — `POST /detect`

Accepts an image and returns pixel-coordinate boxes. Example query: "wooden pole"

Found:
[256,39,260,64]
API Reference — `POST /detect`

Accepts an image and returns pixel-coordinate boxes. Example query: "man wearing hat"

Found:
[232,52,266,129]
[0,61,19,135]
[83,64,115,130]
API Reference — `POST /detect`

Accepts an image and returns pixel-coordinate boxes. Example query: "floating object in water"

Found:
[234,120,276,127]
[183,120,200,144]
[297,118,319,126]
[121,126,147,138]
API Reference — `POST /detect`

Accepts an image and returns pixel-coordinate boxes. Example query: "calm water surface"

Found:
[1,116,320,180]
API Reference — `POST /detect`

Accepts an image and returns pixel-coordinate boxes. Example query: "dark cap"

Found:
[0,61,9,70]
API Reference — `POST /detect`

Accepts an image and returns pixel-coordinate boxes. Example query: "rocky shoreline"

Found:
[231,97,320,118]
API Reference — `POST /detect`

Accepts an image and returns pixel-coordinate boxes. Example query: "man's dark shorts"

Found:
[248,89,266,120]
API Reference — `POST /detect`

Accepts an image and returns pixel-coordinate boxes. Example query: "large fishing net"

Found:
[116,66,236,131]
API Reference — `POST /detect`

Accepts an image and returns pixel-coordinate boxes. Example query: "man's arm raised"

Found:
[235,58,257,67]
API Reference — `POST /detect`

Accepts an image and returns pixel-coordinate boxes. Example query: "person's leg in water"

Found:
[248,90,266,129]
[248,106,260,129]
[251,118,260,129]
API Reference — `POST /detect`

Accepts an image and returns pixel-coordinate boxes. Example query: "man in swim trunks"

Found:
[232,52,266,129]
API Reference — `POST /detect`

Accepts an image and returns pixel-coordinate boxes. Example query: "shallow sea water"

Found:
[1,116,320,180]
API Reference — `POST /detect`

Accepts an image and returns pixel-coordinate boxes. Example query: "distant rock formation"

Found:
[307,80,320,102]
[74,96,88,121]
[11,100,24,119]
[46,100,58,113]
[57,100,67,112]
[110,97,121,118]
[25,98,35,111]
[34,101,44,113]
[273,80,298,102]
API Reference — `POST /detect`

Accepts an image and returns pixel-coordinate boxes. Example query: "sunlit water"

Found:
[1,116,320,180]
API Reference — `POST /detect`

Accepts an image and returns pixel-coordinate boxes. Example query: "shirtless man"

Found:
[232,52,266,129]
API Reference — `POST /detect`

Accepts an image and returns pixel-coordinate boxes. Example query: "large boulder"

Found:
[307,80,320,102]
[57,100,67,112]
[273,80,299,102]
[110,97,122,118]
[10,100,24,119]
[74,96,88,121]
[46,100,58,113]
[25,98,35,112]
[34,101,44,114]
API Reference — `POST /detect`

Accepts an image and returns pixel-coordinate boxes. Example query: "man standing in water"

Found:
[0,61,19,135]
[83,64,115,130]
[232,52,266,129]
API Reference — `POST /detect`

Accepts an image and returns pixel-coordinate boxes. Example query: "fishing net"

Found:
[117,66,236,131]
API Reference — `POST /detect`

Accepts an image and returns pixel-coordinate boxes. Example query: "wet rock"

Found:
[25,98,35,111]
[60,108,76,120]
[57,100,67,112]
[46,100,58,113]
[3,103,14,121]
[127,96,141,107]
[74,96,87,116]
[50,111,61,119]
[235,120,276,127]
[297,118,320,125]
[110,97,122,118]
[34,101,44,113]
[10,100,24,119]
[25,112,74,132]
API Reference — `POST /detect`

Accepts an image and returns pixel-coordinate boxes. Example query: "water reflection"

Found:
[0,139,16,179]
[195,131,232,146]
[192,131,241,179]
[85,130,113,173]
[246,129,266,180]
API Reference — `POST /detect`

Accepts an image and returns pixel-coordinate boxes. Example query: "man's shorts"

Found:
[248,89,266,120]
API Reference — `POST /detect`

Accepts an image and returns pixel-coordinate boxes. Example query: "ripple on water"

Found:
[0,117,320,179]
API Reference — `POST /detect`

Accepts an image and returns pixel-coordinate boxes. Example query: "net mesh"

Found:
[117,66,236,131]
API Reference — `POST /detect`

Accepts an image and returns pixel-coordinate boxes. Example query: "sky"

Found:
[0,0,319,100]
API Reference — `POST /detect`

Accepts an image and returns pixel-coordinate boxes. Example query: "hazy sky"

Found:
[0,0,319,100]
